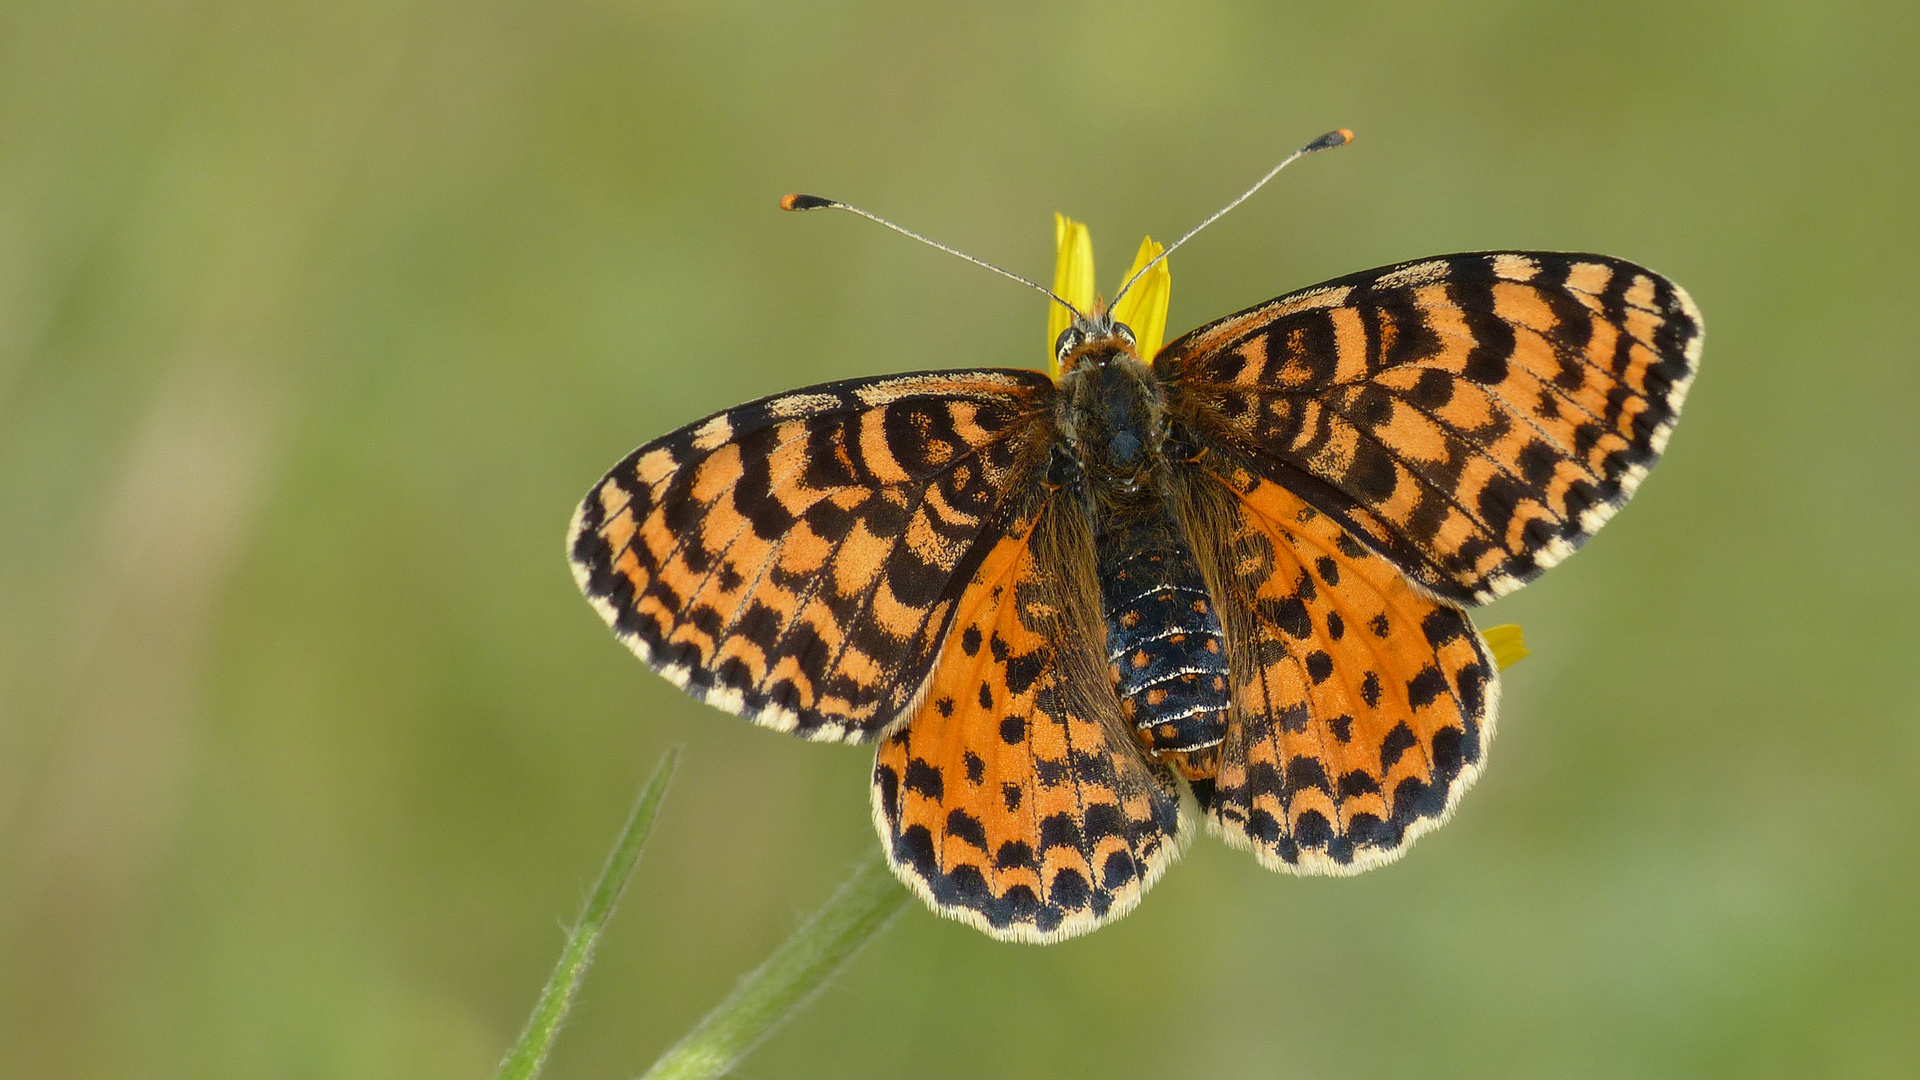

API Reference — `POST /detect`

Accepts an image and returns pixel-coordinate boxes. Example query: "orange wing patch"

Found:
[1160,252,1702,605]
[1181,461,1497,874]
[871,496,1188,943]
[570,370,1052,742]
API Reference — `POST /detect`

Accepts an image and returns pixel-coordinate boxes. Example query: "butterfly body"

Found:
[1051,330,1234,764]
[571,249,1701,942]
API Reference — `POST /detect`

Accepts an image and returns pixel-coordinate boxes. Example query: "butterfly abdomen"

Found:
[1097,508,1230,758]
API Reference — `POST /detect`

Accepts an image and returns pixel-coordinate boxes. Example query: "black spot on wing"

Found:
[1406,665,1449,709]
[903,758,943,801]
[945,808,988,851]
[1379,722,1418,771]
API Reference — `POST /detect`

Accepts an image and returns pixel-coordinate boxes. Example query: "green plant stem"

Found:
[639,850,910,1080]
[493,747,681,1080]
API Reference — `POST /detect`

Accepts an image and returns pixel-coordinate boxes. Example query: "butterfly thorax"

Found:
[1054,328,1166,500]
[1054,328,1231,774]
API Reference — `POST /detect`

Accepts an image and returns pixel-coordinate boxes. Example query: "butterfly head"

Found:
[1055,319,1168,498]
[1052,308,1131,371]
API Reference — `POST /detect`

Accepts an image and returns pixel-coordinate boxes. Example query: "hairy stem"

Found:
[639,851,910,1080]
[493,747,680,1080]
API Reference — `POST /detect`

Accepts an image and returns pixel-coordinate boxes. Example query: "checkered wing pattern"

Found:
[569,370,1054,742]
[872,491,1188,942]
[1158,252,1703,604]
[1178,459,1497,873]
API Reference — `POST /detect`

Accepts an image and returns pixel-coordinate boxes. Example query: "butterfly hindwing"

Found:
[872,488,1189,942]
[1178,458,1497,873]
[1160,251,1702,604]
[569,370,1053,742]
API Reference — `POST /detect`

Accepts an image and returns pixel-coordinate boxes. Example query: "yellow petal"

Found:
[1049,213,1094,377]
[1482,624,1529,671]
[1110,235,1170,360]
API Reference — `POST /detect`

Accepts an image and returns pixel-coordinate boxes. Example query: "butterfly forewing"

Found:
[872,488,1188,942]
[1178,459,1497,872]
[569,370,1054,742]
[1159,252,1702,604]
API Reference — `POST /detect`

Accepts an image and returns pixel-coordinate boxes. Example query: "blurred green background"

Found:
[4,1,1918,1077]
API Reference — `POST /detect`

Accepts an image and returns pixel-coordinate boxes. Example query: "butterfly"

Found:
[568,131,1701,943]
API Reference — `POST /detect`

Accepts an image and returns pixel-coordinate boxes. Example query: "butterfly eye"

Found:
[1054,326,1083,362]
[1111,323,1137,348]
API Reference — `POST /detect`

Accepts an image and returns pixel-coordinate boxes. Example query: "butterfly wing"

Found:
[569,370,1054,742]
[1158,252,1702,604]
[1176,458,1497,873]
[872,486,1189,942]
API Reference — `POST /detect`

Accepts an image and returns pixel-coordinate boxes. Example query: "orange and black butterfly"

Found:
[568,131,1701,942]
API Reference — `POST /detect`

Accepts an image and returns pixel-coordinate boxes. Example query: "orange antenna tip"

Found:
[1305,128,1354,152]
[780,193,834,211]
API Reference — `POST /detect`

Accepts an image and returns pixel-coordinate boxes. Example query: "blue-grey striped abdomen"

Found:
[1097,509,1230,754]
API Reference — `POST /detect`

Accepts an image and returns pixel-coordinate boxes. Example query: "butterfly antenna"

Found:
[780,193,1086,323]
[1111,128,1354,307]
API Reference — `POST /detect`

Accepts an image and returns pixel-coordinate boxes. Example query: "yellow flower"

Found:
[1483,624,1529,670]
[1047,214,1171,379]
